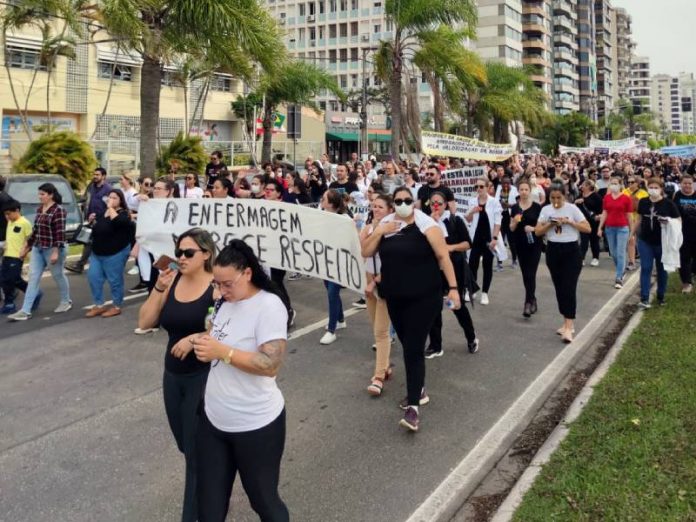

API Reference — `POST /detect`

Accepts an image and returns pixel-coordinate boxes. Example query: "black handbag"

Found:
[75,224,93,245]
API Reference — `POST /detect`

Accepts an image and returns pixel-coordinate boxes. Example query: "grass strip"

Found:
[513,277,696,521]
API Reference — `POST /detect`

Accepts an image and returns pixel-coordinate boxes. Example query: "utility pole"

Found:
[360,47,376,162]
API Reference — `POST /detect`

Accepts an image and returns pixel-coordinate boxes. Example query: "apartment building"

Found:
[521,0,553,104]
[550,0,580,114]
[680,73,696,134]
[614,7,633,100]
[576,0,597,121]
[593,0,614,121]
[629,55,651,112]
[475,0,524,66]
[652,74,682,133]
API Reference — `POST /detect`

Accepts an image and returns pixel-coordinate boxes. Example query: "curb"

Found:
[491,303,644,521]
[406,272,640,522]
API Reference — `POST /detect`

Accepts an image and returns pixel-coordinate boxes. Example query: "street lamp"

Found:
[360,47,378,161]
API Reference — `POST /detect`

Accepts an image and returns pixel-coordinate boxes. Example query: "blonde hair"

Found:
[122,170,140,191]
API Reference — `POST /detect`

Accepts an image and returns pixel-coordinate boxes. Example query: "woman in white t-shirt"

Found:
[535,181,591,344]
[181,173,205,199]
[191,240,289,521]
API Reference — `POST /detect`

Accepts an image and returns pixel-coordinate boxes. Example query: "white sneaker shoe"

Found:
[54,301,73,313]
[480,293,489,306]
[134,327,159,335]
[320,332,337,345]
[590,258,600,267]
[325,321,346,330]
[464,291,470,302]
[127,265,140,276]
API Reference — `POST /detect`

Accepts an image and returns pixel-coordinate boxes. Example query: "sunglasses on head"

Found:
[394,198,413,206]
[174,248,202,259]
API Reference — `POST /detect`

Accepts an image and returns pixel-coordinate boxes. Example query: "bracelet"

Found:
[448,286,458,290]
[153,285,165,293]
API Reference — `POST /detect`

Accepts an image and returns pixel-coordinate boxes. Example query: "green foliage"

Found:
[156,132,207,175]
[231,93,264,137]
[540,112,595,154]
[13,131,97,190]
[232,153,253,166]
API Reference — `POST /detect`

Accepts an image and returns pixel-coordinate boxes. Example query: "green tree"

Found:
[156,131,207,175]
[99,0,285,178]
[374,0,478,155]
[540,112,595,155]
[254,60,343,163]
[14,131,97,189]
[601,98,659,139]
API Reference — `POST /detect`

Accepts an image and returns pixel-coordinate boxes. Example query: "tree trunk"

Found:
[261,103,274,163]
[429,76,444,132]
[197,80,210,134]
[389,32,403,159]
[183,83,188,136]
[91,49,120,140]
[3,26,34,140]
[139,55,162,178]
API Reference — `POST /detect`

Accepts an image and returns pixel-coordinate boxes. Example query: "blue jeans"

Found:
[323,280,344,333]
[637,239,668,302]
[605,226,629,280]
[22,246,70,313]
[88,246,130,307]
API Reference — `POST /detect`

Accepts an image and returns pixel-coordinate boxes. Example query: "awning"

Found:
[326,132,391,142]
[5,35,43,51]
[96,45,142,67]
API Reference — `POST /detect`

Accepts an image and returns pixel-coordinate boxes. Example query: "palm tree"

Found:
[374,0,478,156]
[467,62,549,143]
[255,60,344,163]
[541,112,595,154]
[99,0,285,177]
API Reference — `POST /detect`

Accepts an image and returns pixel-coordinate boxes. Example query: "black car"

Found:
[4,174,84,242]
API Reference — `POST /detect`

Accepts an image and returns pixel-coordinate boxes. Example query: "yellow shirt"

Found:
[4,216,32,258]
[622,188,648,219]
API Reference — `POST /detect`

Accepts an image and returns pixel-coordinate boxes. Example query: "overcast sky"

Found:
[610,0,696,76]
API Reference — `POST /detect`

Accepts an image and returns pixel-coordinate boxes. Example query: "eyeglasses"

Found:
[212,272,244,291]
[394,198,414,206]
[430,201,444,208]
[174,248,203,259]
[142,182,152,186]
[476,185,487,189]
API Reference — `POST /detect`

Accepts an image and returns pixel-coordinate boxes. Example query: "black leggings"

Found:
[270,268,292,311]
[515,241,542,304]
[196,409,289,522]
[580,226,600,260]
[429,303,476,348]
[679,240,696,285]
[545,242,582,319]
[386,294,441,406]
[162,369,209,522]
[469,244,494,293]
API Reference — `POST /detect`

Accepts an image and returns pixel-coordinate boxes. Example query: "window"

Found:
[340,0,347,10]
[351,74,358,88]
[98,62,132,81]
[374,75,382,86]
[299,3,305,15]
[339,49,347,62]
[374,24,381,33]
[319,0,325,13]
[329,0,337,12]
[319,101,327,110]
[210,74,232,92]
[309,2,316,15]
[5,47,48,71]
[351,0,358,9]
[161,70,177,87]
[339,23,347,37]
[339,75,347,89]
[350,48,358,61]
[386,19,393,31]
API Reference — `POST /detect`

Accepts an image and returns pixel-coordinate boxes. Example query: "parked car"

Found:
[4,174,84,242]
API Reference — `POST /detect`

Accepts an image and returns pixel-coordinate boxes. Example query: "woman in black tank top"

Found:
[137,228,216,522]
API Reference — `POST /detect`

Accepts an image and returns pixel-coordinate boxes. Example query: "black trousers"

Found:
[1,257,28,304]
[163,369,209,522]
[679,239,696,285]
[270,268,292,311]
[580,225,600,260]
[196,409,289,522]
[76,242,92,267]
[501,212,517,262]
[386,294,441,406]
[515,241,542,304]
[428,273,476,348]
[469,244,494,293]
[545,242,582,320]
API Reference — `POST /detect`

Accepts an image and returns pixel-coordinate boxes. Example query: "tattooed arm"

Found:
[192,336,287,377]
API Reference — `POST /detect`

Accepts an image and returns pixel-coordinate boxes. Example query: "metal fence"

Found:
[0,138,325,176]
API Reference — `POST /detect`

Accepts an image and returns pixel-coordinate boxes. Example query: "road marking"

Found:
[81,292,148,309]
[288,307,364,340]
[406,273,640,522]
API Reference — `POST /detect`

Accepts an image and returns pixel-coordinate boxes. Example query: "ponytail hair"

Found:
[38,182,63,204]
[214,240,289,309]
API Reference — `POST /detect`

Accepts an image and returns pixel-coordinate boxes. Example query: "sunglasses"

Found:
[394,198,414,206]
[174,248,203,259]
[476,185,486,189]
[142,182,152,186]
[430,201,444,207]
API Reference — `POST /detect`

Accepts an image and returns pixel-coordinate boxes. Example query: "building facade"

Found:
[680,73,696,135]
[550,0,580,114]
[576,0,597,121]
[522,0,553,105]
[593,0,614,121]
[652,74,682,133]
[614,7,633,101]
[629,55,651,113]
[475,0,524,66]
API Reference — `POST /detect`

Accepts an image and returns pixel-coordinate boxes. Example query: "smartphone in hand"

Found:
[154,255,178,271]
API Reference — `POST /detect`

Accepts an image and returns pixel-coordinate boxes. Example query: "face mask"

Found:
[395,203,414,218]
[609,184,620,194]
[648,188,661,198]
[251,184,261,194]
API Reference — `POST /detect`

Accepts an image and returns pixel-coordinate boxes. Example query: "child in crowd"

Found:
[1,199,33,314]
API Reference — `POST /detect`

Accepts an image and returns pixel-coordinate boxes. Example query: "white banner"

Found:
[136,199,365,293]
[589,137,638,151]
[559,145,592,154]
[421,131,515,161]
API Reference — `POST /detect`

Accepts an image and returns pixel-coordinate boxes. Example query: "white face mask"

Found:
[648,188,661,198]
[395,203,414,218]
[609,184,620,194]
[251,184,261,194]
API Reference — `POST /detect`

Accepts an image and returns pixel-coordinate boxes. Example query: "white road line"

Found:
[81,292,147,309]
[405,273,640,522]
[288,306,364,340]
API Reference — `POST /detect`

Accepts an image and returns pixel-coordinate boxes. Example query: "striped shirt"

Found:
[27,203,67,248]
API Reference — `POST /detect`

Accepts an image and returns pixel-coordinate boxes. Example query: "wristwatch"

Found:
[223,348,235,365]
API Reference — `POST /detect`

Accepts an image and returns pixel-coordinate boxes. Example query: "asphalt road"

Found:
[0,257,622,521]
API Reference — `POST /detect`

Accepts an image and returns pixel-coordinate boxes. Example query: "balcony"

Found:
[372,6,383,14]
[339,61,348,71]
[522,38,548,50]
[338,36,347,44]
[530,73,551,84]
[339,10,347,19]
[554,0,575,18]
[554,32,574,47]
[523,55,550,67]
[350,60,359,70]
[361,8,370,16]
[554,48,576,61]
[350,9,359,17]
[554,16,574,32]
[318,14,326,22]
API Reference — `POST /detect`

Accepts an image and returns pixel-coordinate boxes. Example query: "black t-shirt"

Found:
[205,162,228,189]
[510,202,542,247]
[329,180,359,195]
[577,192,602,225]
[417,184,455,215]
[159,274,214,374]
[378,224,441,299]
[91,209,135,256]
[673,191,696,243]
[637,197,680,245]
[473,206,491,246]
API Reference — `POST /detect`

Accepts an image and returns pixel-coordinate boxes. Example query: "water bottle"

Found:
[526,231,535,244]
[205,306,215,331]
[444,297,456,310]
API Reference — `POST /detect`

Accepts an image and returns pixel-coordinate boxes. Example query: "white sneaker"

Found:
[325,321,346,330]
[54,301,73,313]
[127,265,140,276]
[464,291,470,302]
[590,258,600,267]
[480,292,489,305]
[134,327,159,335]
[320,332,337,345]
